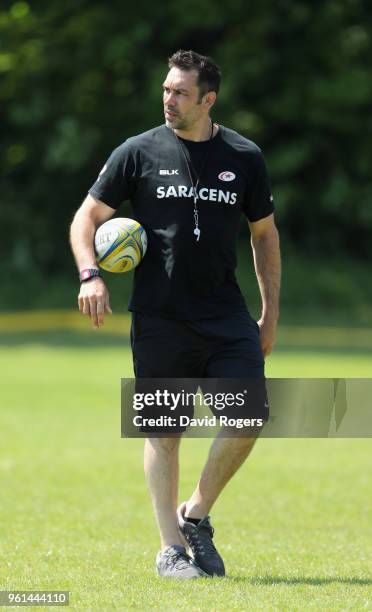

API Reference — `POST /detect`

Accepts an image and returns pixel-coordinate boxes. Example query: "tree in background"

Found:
[1,0,371,282]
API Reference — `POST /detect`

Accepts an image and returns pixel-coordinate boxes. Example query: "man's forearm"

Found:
[70,210,99,271]
[251,227,281,321]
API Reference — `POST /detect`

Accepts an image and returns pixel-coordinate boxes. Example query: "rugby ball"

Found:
[94,217,147,273]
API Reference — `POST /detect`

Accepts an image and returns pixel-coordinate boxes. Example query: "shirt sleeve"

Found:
[88,141,135,209]
[242,149,275,222]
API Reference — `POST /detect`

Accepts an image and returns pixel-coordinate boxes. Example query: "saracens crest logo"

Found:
[218,170,236,182]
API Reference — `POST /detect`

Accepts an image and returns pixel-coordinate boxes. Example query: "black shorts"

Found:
[130,311,268,433]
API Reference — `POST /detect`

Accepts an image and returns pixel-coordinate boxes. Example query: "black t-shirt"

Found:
[89,124,274,319]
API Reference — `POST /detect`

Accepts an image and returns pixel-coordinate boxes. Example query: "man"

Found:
[70,50,281,579]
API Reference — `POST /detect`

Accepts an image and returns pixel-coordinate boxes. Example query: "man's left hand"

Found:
[257,317,278,357]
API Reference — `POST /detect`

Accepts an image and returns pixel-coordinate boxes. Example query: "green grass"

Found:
[0,316,371,610]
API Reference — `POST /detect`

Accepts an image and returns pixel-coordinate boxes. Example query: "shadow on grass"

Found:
[226,575,372,586]
[0,331,131,347]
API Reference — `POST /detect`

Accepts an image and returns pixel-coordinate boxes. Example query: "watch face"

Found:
[80,269,99,282]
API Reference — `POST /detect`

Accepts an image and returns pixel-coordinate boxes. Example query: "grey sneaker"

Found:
[156,545,208,579]
[177,503,225,577]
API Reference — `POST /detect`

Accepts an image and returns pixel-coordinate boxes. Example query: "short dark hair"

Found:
[168,49,221,98]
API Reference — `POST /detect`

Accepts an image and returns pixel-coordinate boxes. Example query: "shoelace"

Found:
[163,550,192,571]
[185,523,218,557]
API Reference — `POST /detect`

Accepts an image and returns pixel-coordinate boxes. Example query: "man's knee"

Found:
[146,436,182,454]
[219,426,259,442]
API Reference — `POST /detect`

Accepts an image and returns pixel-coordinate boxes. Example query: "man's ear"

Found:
[203,91,217,111]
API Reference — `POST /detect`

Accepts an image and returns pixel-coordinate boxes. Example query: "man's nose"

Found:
[164,91,176,107]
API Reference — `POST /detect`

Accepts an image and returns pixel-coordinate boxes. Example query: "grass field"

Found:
[0,313,371,610]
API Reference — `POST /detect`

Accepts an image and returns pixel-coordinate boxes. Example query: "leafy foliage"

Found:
[1,0,371,278]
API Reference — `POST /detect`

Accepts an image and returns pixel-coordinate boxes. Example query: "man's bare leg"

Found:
[144,436,183,550]
[185,431,257,518]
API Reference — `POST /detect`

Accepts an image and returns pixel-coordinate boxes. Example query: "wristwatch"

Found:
[79,268,101,283]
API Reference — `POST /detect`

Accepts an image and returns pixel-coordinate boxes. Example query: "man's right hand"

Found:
[78,277,112,328]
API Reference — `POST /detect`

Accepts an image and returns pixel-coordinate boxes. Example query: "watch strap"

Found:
[79,268,101,283]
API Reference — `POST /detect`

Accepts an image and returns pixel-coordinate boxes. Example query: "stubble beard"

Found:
[165,116,189,131]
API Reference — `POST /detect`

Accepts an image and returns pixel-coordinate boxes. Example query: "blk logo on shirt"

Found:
[159,169,179,176]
